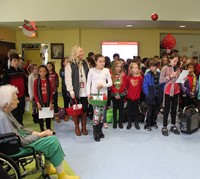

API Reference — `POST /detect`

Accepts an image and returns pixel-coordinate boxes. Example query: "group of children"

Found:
[1,50,200,141]
[85,52,200,139]
[2,54,60,134]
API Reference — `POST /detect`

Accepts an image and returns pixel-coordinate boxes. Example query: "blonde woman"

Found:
[65,45,90,136]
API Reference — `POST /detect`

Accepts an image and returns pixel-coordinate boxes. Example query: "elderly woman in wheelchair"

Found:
[0,85,80,179]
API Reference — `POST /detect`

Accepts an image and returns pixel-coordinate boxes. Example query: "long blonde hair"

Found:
[128,62,140,76]
[70,45,82,63]
[111,60,123,84]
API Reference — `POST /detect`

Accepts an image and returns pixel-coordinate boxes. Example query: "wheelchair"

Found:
[0,132,51,179]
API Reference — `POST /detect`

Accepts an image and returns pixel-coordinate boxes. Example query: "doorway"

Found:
[22,43,49,66]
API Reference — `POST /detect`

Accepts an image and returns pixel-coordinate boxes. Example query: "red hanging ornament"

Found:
[162,33,176,50]
[151,13,158,21]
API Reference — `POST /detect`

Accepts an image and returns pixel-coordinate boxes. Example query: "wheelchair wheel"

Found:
[43,173,51,179]
[0,153,21,179]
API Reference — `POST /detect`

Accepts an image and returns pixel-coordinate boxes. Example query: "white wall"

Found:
[1,0,200,21]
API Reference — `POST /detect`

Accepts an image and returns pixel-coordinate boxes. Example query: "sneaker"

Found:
[144,125,152,131]
[160,108,164,114]
[104,123,108,129]
[170,126,180,135]
[162,127,169,136]
[152,124,158,129]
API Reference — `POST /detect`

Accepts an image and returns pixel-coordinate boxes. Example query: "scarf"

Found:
[189,73,197,94]
[37,77,50,107]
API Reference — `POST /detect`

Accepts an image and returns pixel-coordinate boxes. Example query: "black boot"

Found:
[93,125,100,142]
[39,119,44,132]
[98,123,105,138]
[135,118,140,130]
[126,118,132,130]
[32,114,39,123]
[118,118,123,129]
[113,118,117,129]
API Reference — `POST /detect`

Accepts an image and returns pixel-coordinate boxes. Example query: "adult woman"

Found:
[65,45,89,136]
[0,85,79,179]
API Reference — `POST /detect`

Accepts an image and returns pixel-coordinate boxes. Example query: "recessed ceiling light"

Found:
[179,25,186,28]
[126,24,133,27]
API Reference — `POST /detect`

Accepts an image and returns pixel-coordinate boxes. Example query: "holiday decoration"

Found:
[162,33,176,51]
[22,19,36,37]
[151,13,158,21]
[103,94,107,100]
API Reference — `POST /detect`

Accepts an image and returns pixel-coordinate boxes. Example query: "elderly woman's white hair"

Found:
[0,85,18,108]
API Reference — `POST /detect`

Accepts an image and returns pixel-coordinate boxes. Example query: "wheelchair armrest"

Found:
[0,132,19,140]
[0,133,22,155]
[22,146,38,158]
[0,133,40,158]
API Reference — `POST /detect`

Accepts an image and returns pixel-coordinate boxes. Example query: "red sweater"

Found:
[34,79,53,104]
[2,67,29,98]
[126,75,143,100]
[49,72,59,93]
[110,73,127,96]
[195,64,200,77]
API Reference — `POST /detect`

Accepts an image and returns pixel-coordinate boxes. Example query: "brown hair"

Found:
[30,64,37,70]
[161,56,169,67]
[148,58,158,67]
[94,54,104,62]
[61,56,69,69]
[47,61,55,73]
[187,63,195,69]
[169,53,181,67]
[27,64,37,74]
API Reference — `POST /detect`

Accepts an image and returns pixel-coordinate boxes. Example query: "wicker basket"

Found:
[65,99,83,116]
[89,90,107,107]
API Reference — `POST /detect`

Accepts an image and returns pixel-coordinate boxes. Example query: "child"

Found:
[34,65,54,132]
[28,64,39,123]
[103,56,112,129]
[143,59,163,131]
[47,62,59,122]
[110,59,126,129]
[126,62,143,130]
[159,53,182,136]
[59,57,70,121]
[2,53,29,125]
[87,54,112,141]
[181,63,198,109]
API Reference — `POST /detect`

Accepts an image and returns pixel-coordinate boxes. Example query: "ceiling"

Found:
[0,20,200,30]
